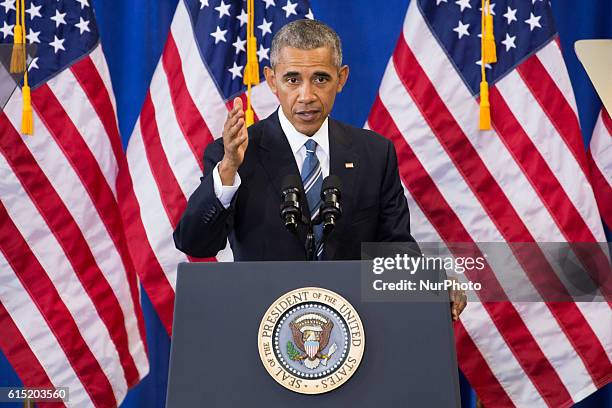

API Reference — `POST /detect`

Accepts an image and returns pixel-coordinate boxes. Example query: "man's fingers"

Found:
[229,119,245,137]
[226,120,246,147]
[226,109,244,129]
[234,133,248,147]
[224,114,246,145]
[233,96,243,112]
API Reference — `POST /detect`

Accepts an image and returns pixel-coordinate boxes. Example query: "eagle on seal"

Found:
[289,313,334,369]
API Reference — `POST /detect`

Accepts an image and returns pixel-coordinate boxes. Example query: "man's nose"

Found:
[297,82,317,104]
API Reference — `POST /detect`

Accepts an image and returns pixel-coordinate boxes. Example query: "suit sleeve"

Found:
[376,140,416,243]
[173,140,234,257]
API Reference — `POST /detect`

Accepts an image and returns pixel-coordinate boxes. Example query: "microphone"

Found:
[320,175,342,234]
[280,175,303,233]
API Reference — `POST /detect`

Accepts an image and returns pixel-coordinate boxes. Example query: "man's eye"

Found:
[286,77,299,84]
[314,76,329,83]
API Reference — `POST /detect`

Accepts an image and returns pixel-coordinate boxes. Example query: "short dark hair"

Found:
[270,19,342,68]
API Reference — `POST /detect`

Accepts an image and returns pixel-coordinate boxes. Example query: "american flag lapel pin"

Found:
[345,162,354,168]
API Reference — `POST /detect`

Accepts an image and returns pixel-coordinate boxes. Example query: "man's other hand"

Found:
[450,279,467,321]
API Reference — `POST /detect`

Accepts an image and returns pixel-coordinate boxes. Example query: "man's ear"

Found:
[264,66,277,94]
[337,65,349,93]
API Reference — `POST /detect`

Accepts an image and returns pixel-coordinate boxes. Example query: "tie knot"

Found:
[304,139,317,154]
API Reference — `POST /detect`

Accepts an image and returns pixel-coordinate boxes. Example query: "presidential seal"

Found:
[257,287,365,394]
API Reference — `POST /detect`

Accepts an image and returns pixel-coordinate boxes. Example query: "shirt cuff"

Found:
[212,163,241,209]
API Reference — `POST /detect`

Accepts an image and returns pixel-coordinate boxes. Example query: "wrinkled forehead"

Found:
[273,46,338,73]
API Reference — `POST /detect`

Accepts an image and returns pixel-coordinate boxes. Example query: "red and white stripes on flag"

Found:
[366,2,611,407]
[0,44,149,407]
[122,0,279,334]
[587,108,612,229]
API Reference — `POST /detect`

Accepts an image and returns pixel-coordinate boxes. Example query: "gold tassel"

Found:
[479,81,491,130]
[478,0,491,130]
[21,83,33,135]
[10,0,25,73]
[243,37,260,86]
[245,106,255,127]
[483,8,497,63]
[20,0,33,135]
[243,0,257,127]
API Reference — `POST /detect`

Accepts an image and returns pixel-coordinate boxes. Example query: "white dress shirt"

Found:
[213,108,330,208]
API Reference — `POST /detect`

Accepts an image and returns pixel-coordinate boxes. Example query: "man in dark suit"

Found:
[174,19,466,319]
[174,18,415,261]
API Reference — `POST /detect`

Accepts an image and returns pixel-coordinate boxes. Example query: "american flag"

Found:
[588,107,611,230]
[367,0,611,406]
[0,0,149,406]
[123,0,312,334]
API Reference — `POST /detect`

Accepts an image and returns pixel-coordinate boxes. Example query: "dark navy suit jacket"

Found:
[173,110,415,261]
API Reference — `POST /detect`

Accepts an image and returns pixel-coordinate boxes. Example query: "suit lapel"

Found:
[257,111,309,243]
[256,113,359,259]
[257,111,300,193]
[326,119,359,260]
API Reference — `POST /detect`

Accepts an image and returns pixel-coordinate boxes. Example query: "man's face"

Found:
[264,46,349,136]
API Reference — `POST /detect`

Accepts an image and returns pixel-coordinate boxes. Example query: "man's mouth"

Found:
[295,110,320,122]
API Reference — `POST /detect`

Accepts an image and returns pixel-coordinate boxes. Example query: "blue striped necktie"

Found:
[301,139,324,257]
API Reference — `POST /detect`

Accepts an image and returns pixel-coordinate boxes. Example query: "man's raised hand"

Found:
[219,97,248,185]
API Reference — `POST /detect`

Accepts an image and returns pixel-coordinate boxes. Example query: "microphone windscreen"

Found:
[281,174,303,192]
[322,175,342,192]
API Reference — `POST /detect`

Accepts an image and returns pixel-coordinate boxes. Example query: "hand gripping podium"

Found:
[166,261,461,407]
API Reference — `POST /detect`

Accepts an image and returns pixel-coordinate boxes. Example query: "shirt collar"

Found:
[277,107,329,158]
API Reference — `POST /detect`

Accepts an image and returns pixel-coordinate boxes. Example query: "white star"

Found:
[479,3,495,15]
[76,0,89,9]
[257,44,269,62]
[455,0,471,12]
[525,12,542,31]
[210,26,227,44]
[49,35,65,54]
[282,0,298,18]
[26,28,40,44]
[475,59,492,69]
[0,0,15,13]
[258,18,273,37]
[215,0,231,18]
[232,37,246,54]
[75,17,90,35]
[501,33,516,51]
[503,6,517,24]
[28,57,39,71]
[26,2,42,19]
[50,10,67,28]
[0,21,13,39]
[453,20,470,39]
[200,0,208,8]
[236,9,248,27]
[305,8,314,19]
[262,0,275,9]
[228,62,243,79]
[436,0,448,4]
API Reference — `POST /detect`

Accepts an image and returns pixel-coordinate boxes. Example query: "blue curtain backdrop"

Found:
[0,1,610,407]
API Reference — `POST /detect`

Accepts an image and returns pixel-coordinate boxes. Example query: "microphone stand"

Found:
[307,214,335,261]
[305,225,316,261]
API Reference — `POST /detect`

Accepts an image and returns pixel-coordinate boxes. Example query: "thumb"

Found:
[233,97,243,112]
